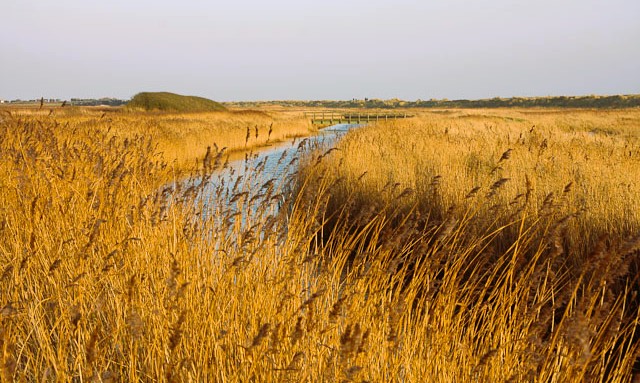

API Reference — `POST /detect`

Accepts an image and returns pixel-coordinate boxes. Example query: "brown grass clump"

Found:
[0,107,639,381]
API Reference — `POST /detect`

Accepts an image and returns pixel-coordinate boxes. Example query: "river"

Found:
[217,123,355,187]
[184,123,359,227]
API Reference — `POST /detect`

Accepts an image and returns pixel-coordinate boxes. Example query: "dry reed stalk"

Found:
[0,108,638,381]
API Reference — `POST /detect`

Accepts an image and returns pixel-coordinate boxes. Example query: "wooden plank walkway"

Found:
[305,111,413,126]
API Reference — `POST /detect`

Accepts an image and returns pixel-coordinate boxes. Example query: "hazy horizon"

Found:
[2,0,639,102]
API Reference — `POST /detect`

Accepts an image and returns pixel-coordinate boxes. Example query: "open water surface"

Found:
[200,123,358,199]
[180,123,360,227]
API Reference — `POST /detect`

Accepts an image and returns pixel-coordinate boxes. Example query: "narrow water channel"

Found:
[220,123,355,187]
[203,123,357,198]
[187,123,359,227]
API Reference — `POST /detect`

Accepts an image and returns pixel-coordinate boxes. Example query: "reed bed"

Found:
[3,106,312,171]
[0,108,639,382]
[292,108,640,381]
[318,109,640,262]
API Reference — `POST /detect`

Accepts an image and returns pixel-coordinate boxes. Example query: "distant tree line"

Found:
[70,98,128,107]
[224,94,640,109]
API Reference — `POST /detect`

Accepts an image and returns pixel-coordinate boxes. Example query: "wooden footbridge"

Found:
[305,111,413,127]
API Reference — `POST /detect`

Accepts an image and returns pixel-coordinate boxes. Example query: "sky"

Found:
[1,0,639,101]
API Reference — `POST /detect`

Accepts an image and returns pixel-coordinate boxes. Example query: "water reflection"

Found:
[202,123,357,200]
[183,124,359,231]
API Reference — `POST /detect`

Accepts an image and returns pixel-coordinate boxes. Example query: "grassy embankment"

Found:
[1,106,639,381]
[126,92,228,113]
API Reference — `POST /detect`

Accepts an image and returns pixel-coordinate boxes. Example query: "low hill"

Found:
[127,92,227,112]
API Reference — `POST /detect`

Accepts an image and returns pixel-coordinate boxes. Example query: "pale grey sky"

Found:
[1,0,638,101]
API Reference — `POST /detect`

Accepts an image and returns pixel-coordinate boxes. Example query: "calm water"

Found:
[185,123,359,226]
[222,123,355,183]
[205,124,357,195]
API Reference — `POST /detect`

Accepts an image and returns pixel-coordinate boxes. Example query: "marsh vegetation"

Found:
[1,106,639,381]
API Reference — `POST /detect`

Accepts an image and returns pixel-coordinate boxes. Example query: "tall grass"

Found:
[317,109,640,262]
[0,108,639,381]
[4,107,313,172]
[294,108,640,381]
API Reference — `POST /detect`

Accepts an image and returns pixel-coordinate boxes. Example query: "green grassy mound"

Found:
[127,92,227,112]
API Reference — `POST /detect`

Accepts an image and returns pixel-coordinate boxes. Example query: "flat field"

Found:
[0,106,639,381]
